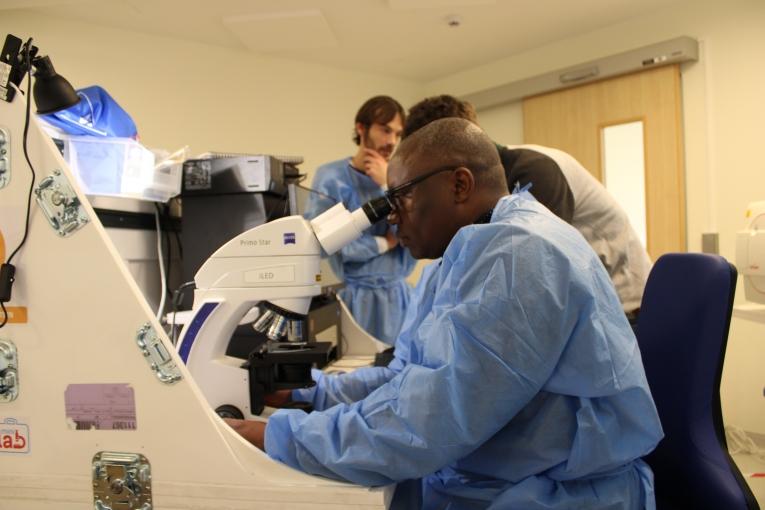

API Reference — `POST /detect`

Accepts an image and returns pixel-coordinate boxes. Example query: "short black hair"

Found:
[353,96,406,145]
[395,117,506,190]
[404,95,478,138]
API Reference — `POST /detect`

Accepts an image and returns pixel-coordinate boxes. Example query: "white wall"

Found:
[474,100,524,146]
[428,0,765,433]
[0,11,423,180]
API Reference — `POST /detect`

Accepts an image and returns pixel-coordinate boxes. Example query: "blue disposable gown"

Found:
[270,193,663,509]
[304,158,416,344]
[40,85,138,138]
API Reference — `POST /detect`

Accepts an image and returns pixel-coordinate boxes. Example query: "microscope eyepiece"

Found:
[311,196,391,255]
[362,195,393,224]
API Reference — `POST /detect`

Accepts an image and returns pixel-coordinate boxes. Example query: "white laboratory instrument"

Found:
[736,201,765,305]
[178,195,391,418]
[0,69,392,510]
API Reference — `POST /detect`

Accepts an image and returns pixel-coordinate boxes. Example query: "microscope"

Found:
[177,196,392,418]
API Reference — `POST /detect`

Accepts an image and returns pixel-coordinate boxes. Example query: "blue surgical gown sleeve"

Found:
[292,366,398,412]
[265,221,580,486]
[336,234,383,263]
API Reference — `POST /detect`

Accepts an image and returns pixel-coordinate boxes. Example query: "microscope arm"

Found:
[178,197,392,418]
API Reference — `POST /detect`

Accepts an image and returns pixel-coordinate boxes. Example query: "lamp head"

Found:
[31,55,79,114]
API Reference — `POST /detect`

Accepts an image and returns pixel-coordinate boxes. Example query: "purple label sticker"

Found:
[0,417,30,454]
[64,384,137,431]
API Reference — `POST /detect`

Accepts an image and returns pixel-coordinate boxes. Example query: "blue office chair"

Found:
[636,253,759,510]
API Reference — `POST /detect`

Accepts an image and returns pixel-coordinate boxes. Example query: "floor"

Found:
[733,452,765,506]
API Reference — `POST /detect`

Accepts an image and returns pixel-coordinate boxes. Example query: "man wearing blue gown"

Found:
[304,95,416,344]
[227,118,663,509]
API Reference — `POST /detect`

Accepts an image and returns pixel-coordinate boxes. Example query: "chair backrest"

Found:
[636,253,759,510]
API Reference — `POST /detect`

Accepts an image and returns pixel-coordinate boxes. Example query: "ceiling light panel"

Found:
[0,0,95,8]
[387,0,495,10]
[223,9,338,52]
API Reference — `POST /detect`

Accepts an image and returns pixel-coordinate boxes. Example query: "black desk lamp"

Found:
[0,34,80,114]
[0,34,80,327]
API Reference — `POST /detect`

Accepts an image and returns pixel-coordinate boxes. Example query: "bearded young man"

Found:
[303,96,415,344]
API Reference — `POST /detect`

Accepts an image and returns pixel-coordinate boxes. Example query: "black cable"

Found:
[173,227,183,260]
[282,193,290,216]
[0,302,8,328]
[263,176,334,220]
[170,198,183,260]
[170,281,195,346]
[295,183,338,204]
[164,217,171,299]
[7,41,35,265]
[1,39,35,330]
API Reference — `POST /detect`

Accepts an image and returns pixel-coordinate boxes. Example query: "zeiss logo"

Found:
[284,233,296,245]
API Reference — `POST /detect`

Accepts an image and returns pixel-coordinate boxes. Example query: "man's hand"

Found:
[361,148,388,187]
[223,418,266,451]
[385,227,399,250]
[264,389,292,408]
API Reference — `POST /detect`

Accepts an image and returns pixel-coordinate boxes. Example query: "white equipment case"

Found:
[0,89,390,509]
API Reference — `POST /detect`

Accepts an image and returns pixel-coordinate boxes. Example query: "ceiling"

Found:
[1,0,686,81]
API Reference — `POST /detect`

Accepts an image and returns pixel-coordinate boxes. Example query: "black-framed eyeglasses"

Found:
[385,165,456,214]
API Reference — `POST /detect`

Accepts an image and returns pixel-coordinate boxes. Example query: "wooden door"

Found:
[523,64,686,259]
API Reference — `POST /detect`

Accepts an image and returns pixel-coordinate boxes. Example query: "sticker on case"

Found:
[64,383,137,431]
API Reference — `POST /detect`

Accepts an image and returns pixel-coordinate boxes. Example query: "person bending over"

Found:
[405,95,652,321]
